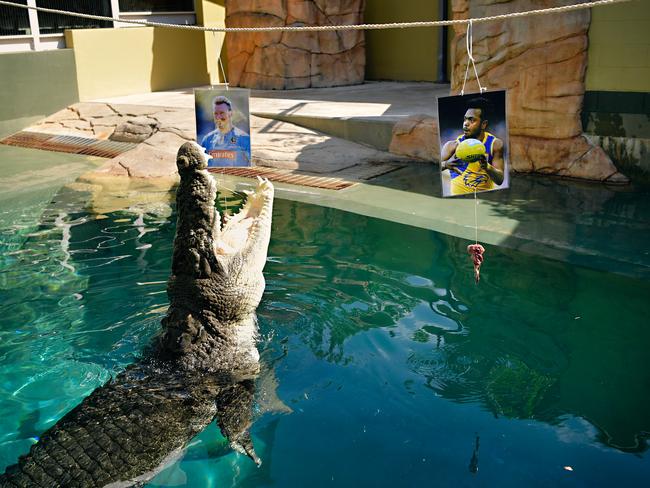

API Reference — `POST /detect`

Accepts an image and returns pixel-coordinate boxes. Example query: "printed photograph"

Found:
[437,90,509,197]
[195,87,251,167]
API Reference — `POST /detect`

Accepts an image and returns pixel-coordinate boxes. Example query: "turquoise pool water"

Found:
[1,188,649,487]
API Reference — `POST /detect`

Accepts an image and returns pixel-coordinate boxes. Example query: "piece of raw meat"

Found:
[467,243,485,283]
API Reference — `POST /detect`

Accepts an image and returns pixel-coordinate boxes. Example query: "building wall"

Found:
[365,0,443,82]
[584,1,650,184]
[586,0,650,92]
[65,27,212,101]
[195,0,227,86]
[0,49,79,121]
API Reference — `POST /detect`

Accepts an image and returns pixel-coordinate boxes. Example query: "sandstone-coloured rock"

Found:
[510,135,623,181]
[90,114,127,139]
[46,107,81,123]
[93,144,177,179]
[72,102,117,120]
[91,125,119,140]
[143,131,191,154]
[451,0,626,182]
[311,44,365,88]
[287,0,317,24]
[225,0,365,89]
[90,115,125,127]
[149,109,196,139]
[389,115,440,161]
[111,116,159,143]
[227,0,287,19]
[110,104,162,117]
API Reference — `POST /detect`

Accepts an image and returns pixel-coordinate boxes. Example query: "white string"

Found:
[473,189,479,245]
[219,57,229,91]
[211,32,229,90]
[212,178,241,214]
[460,20,487,96]
[0,0,631,32]
[208,32,230,208]
[206,33,231,210]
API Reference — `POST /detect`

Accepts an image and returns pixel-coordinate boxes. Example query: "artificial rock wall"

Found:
[225,0,365,89]
[450,0,626,182]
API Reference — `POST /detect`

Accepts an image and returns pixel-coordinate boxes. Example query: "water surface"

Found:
[0,191,649,487]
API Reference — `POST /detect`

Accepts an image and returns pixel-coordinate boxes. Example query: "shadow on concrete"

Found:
[253,115,411,177]
[252,81,448,118]
[151,27,211,93]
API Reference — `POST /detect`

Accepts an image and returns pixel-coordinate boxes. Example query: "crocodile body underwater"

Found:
[1,142,275,487]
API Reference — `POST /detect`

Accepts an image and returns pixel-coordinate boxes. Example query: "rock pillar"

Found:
[450,0,627,182]
[225,0,366,89]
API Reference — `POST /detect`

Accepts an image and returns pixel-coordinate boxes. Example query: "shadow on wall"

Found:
[150,27,211,91]
[0,50,79,127]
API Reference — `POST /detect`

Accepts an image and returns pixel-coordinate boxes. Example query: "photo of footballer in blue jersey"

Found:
[437,91,509,197]
[195,88,251,167]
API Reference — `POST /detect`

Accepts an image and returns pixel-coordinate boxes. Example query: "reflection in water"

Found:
[1,192,650,485]
[0,188,177,474]
[262,199,650,453]
[468,435,480,474]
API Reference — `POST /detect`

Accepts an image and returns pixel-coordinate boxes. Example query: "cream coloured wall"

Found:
[586,0,650,92]
[195,0,227,85]
[65,27,211,101]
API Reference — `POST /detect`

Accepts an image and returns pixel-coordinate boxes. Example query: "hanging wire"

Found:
[218,57,229,91]
[210,31,229,90]
[208,32,230,210]
[460,19,487,96]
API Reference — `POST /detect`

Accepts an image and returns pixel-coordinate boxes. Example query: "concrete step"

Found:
[252,112,398,153]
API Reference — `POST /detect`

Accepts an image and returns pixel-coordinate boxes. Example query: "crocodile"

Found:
[1,142,275,487]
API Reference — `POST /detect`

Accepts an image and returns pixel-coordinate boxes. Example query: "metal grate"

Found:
[0,131,51,147]
[0,131,137,159]
[208,167,356,191]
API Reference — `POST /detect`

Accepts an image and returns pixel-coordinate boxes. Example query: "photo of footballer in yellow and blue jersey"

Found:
[437,91,509,197]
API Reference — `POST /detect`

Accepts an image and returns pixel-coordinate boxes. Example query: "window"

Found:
[37,1,112,34]
[0,0,30,36]
[119,1,195,12]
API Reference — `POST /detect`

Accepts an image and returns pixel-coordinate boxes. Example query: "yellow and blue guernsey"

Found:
[450,132,496,195]
[200,127,251,167]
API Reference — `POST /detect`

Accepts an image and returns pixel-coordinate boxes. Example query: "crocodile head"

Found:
[157,142,274,374]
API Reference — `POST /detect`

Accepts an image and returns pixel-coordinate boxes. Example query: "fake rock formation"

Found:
[225,0,365,89]
[450,0,627,182]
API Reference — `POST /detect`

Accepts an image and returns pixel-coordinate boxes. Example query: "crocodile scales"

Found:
[1,142,275,487]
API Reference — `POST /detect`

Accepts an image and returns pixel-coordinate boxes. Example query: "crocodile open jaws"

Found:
[1,142,275,487]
